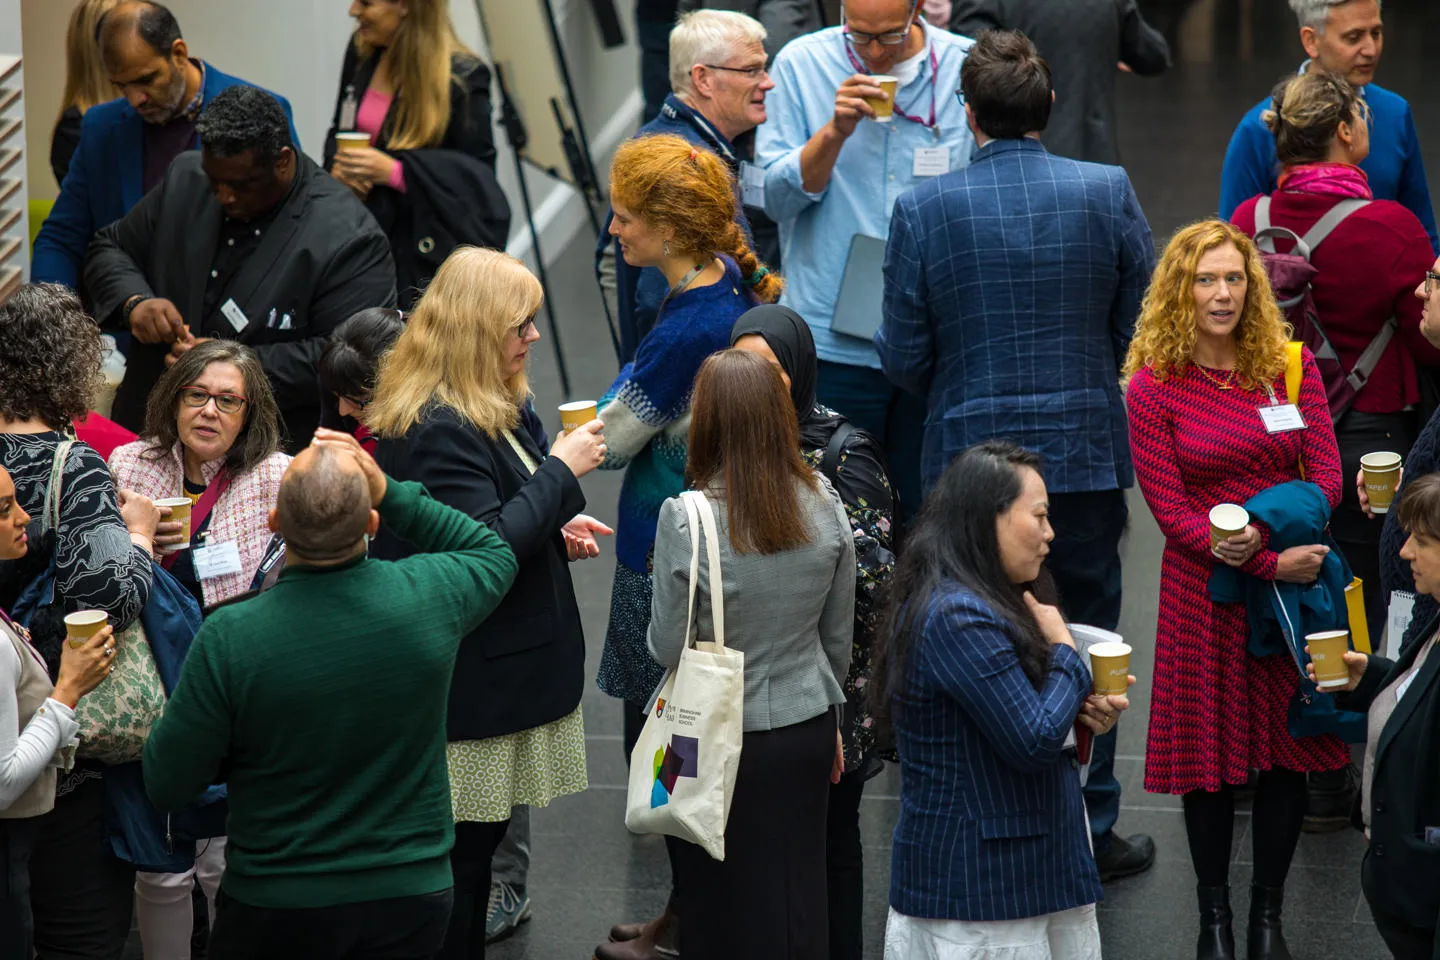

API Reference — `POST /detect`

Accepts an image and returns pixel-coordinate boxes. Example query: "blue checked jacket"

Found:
[876,138,1154,494]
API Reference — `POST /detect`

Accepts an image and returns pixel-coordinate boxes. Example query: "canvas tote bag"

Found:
[624,490,745,861]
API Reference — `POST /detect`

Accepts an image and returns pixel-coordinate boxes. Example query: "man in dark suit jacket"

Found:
[31,0,300,290]
[949,0,1169,165]
[84,86,396,452]
[876,29,1157,882]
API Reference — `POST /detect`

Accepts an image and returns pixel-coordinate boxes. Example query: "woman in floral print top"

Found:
[732,305,895,960]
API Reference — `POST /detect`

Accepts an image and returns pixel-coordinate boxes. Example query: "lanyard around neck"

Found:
[843,33,940,136]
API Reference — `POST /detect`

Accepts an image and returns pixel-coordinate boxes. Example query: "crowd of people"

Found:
[2,0,1438,959]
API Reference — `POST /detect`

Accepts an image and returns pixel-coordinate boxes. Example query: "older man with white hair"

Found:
[595,9,775,363]
[1219,0,1435,253]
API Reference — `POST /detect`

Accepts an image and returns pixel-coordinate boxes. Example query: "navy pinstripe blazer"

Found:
[888,584,1103,922]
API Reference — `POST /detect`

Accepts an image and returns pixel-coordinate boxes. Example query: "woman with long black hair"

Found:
[873,442,1129,960]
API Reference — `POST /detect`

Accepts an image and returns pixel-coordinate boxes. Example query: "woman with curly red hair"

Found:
[1124,219,1351,960]
[593,132,780,959]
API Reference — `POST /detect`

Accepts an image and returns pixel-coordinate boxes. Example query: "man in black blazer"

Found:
[84,85,398,452]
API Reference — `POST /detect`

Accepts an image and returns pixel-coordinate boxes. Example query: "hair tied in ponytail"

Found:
[745,265,771,288]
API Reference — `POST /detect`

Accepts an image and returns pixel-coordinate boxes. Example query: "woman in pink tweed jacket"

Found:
[105,340,289,959]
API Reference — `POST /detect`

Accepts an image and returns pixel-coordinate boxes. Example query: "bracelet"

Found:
[122,295,151,326]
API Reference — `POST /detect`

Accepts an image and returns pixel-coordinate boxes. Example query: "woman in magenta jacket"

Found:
[1232,69,1438,674]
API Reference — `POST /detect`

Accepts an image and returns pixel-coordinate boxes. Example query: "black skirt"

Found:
[675,710,836,960]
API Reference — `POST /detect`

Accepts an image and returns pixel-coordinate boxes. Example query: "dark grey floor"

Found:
[126,1,1439,957]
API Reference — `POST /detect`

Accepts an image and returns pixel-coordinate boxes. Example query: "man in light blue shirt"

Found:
[757,0,974,517]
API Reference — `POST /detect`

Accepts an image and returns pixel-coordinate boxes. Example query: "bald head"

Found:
[98,1,180,60]
[276,446,373,564]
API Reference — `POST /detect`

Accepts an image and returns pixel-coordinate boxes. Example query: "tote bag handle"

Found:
[680,490,726,651]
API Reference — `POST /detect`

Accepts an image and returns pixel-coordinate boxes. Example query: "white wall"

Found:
[3,0,29,283]
[20,0,642,263]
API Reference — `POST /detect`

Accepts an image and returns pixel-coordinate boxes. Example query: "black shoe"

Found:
[1247,884,1293,960]
[1095,831,1156,881]
[1195,884,1236,960]
[1303,765,1357,833]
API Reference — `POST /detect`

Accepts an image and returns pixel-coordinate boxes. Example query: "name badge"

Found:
[912,146,950,177]
[193,541,243,580]
[1259,403,1306,433]
[739,161,766,209]
[220,298,249,333]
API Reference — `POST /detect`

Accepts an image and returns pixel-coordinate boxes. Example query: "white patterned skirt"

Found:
[884,904,1102,960]
[447,706,589,823]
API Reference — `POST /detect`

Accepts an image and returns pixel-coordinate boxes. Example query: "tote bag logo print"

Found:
[650,734,700,808]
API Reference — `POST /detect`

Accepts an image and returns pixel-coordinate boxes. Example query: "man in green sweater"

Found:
[143,429,518,958]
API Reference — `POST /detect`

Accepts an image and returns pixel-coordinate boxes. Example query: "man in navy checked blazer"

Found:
[876,28,1157,882]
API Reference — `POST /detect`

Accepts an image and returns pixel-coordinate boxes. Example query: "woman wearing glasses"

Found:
[318,306,407,453]
[108,339,289,958]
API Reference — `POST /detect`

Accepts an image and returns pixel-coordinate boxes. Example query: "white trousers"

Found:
[884,903,1102,960]
[134,837,226,960]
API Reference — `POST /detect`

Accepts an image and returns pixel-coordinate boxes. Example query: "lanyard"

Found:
[660,98,738,167]
[843,36,940,136]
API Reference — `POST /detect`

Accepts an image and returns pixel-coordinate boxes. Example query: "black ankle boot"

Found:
[1196,884,1236,960]
[1247,884,1293,960]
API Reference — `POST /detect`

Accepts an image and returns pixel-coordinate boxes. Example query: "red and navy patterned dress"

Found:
[1127,349,1351,795]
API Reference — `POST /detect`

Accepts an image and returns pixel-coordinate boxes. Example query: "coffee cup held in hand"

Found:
[1209,503,1249,553]
[1360,452,1403,514]
[1306,630,1352,689]
[1088,641,1132,696]
[335,131,371,152]
[155,497,193,552]
[865,76,899,122]
[64,610,108,650]
[558,400,599,434]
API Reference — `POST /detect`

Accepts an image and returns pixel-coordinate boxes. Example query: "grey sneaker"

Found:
[484,881,532,944]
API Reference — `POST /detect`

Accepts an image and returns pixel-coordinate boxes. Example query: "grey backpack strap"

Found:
[1347,316,1399,393]
[43,440,75,536]
[1300,198,1370,251]
[1253,197,1312,257]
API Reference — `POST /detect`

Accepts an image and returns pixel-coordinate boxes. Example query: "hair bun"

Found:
[1261,107,1281,134]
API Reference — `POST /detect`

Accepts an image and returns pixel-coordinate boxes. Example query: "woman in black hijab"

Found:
[730,305,896,960]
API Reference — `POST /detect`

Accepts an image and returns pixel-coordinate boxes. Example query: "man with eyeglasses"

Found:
[756,0,975,521]
[83,86,397,453]
[595,9,775,364]
[1219,0,1436,255]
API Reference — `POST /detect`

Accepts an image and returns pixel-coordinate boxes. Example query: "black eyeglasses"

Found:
[512,316,537,338]
[702,63,769,80]
[336,393,372,411]
[843,0,920,47]
[179,386,247,415]
[1426,270,1440,296]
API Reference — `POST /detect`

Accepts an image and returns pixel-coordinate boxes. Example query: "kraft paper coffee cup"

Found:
[155,497,193,552]
[1361,451,1403,514]
[64,610,107,649]
[1088,641,1132,696]
[866,76,898,122]
[1306,629,1352,689]
[335,131,371,152]
[1209,503,1249,552]
[558,401,598,433]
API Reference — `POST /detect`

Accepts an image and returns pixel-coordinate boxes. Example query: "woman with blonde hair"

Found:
[324,0,510,306]
[1124,219,1351,960]
[368,246,608,960]
[51,0,122,184]
[593,131,779,960]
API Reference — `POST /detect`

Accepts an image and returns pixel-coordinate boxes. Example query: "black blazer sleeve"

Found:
[1337,654,1398,714]
[83,175,163,327]
[405,416,584,560]
[1118,0,1171,76]
[50,107,83,187]
[439,57,497,169]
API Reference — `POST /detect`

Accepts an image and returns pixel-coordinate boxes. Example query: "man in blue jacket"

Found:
[31,0,299,289]
[1217,0,1435,253]
[876,29,1157,882]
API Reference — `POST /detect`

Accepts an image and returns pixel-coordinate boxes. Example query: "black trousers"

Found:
[1332,409,1418,636]
[674,712,834,960]
[441,820,510,960]
[209,889,453,960]
[825,769,866,960]
[0,816,37,960]
[1362,849,1437,960]
[30,773,135,960]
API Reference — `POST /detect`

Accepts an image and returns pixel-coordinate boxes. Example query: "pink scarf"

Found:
[1277,162,1373,200]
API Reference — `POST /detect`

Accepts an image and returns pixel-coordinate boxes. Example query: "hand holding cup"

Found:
[552,419,607,479]
[1078,687,1132,735]
[1304,644,1367,692]
[53,623,116,707]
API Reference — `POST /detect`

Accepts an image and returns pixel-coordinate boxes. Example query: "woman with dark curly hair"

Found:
[0,283,161,960]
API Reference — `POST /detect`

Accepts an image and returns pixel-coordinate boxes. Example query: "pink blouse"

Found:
[357,88,406,193]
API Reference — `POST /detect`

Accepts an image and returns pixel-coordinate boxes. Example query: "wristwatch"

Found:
[121,294,151,326]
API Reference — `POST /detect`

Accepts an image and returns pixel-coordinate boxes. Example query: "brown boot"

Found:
[595,907,679,960]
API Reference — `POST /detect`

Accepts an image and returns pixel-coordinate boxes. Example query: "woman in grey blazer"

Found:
[647,349,855,960]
